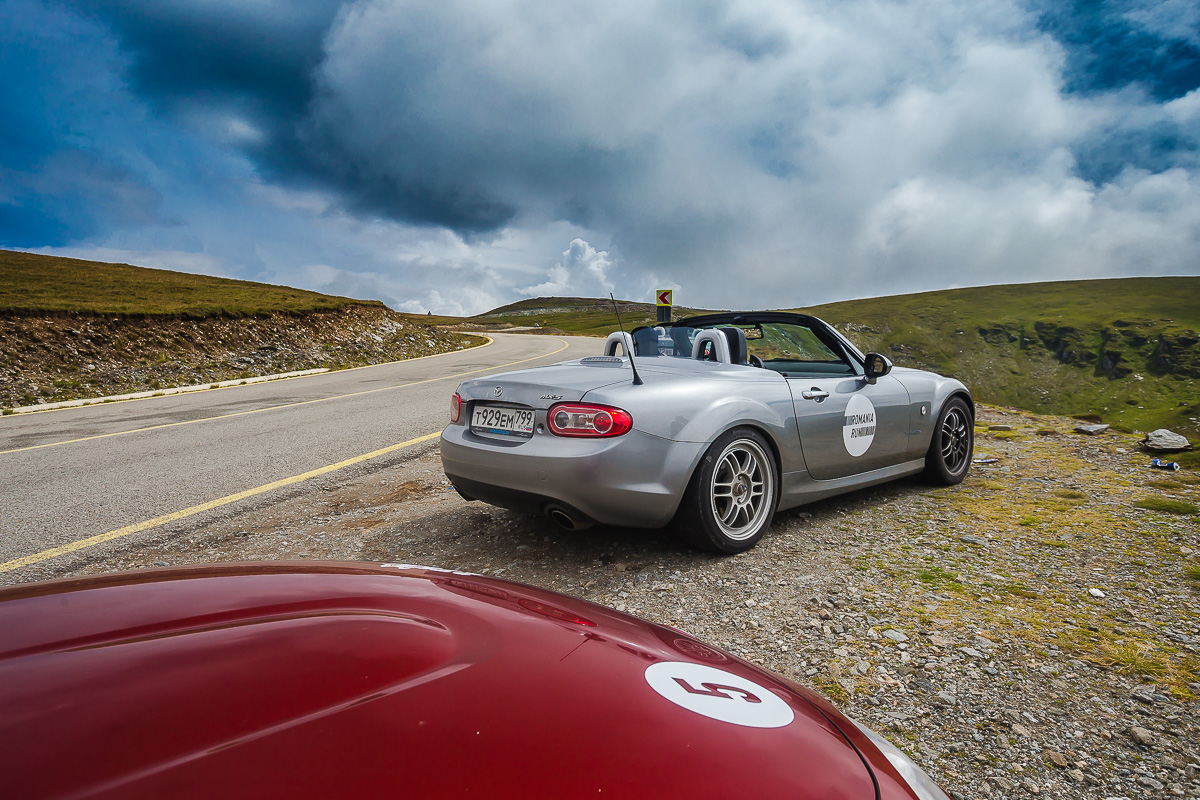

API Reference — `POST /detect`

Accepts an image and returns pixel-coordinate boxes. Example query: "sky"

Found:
[2,0,1197,315]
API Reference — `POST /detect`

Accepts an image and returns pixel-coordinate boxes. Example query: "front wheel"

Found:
[923,397,973,484]
[676,428,779,553]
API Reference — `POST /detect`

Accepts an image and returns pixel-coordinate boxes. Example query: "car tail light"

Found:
[450,392,462,423]
[547,402,632,437]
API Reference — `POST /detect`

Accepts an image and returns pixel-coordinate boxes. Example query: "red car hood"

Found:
[0,563,880,799]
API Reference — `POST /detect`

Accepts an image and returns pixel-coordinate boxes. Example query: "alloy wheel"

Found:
[708,439,774,541]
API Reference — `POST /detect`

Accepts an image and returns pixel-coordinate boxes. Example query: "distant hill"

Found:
[0,250,470,411]
[408,296,704,334]
[0,249,368,316]
[417,278,1199,440]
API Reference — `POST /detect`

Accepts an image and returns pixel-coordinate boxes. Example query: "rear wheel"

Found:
[676,428,778,553]
[923,397,973,484]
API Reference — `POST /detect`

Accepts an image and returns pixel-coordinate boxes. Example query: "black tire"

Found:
[676,428,779,553]
[923,397,973,485]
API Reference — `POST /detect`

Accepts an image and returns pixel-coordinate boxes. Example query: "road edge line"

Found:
[3,334,496,417]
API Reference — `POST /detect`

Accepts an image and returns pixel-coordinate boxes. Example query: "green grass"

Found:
[1134,497,1199,515]
[1173,451,1200,471]
[1,250,368,317]
[1185,566,1200,590]
[916,566,965,591]
[1005,582,1039,599]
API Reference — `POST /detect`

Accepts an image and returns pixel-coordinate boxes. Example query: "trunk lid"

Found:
[456,359,636,408]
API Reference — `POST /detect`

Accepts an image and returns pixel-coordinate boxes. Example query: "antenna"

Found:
[609,293,643,386]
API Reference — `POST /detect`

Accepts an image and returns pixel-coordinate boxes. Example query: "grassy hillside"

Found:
[799,277,1199,440]
[404,296,708,335]
[0,250,368,316]
[0,250,473,410]
[421,278,1199,440]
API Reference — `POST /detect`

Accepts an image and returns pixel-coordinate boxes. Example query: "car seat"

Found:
[631,326,660,356]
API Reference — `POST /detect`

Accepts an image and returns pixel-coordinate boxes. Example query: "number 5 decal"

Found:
[673,678,762,703]
[645,662,793,728]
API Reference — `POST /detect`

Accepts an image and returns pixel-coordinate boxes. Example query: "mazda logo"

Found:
[493,386,503,397]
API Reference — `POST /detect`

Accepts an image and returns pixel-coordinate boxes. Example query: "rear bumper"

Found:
[439,424,703,529]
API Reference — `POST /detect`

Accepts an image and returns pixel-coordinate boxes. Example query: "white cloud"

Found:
[518,239,615,297]
[285,0,1196,311]
[22,0,1199,314]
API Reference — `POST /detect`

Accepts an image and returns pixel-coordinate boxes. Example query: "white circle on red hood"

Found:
[644,661,795,728]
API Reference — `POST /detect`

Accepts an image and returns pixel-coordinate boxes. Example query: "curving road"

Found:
[0,333,598,579]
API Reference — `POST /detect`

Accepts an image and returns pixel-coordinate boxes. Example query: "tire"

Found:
[923,397,973,485]
[676,428,779,553]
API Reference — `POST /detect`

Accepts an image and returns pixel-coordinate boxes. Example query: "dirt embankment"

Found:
[0,305,475,410]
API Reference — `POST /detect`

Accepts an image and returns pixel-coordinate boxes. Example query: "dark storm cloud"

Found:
[60,0,340,117]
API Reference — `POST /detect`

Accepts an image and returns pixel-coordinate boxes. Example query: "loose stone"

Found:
[1128,726,1155,747]
[1074,424,1109,435]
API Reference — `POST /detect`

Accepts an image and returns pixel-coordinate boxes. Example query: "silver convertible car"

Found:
[441,312,973,553]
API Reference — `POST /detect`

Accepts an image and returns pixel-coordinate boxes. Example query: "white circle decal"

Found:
[842,394,877,457]
[644,662,795,728]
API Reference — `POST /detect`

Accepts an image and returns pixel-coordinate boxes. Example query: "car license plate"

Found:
[471,404,535,437]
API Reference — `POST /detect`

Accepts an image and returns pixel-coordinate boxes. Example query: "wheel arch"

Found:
[928,382,975,431]
[680,421,785,498]
[946,389,975,422]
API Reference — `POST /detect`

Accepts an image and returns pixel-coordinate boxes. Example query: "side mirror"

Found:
[864,352,892,384]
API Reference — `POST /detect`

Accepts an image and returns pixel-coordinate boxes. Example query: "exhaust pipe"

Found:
[546,505,594,531]
[548,508,575,530]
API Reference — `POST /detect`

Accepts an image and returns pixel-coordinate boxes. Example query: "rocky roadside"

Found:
[9,404,1199,799]
[0,305,474,410]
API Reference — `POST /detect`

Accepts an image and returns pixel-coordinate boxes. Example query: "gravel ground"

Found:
[12,404,1199,799]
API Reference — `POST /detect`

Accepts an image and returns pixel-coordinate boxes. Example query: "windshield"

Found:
[636,321,858,377]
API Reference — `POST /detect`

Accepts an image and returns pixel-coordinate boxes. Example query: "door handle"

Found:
[801,389,829,401]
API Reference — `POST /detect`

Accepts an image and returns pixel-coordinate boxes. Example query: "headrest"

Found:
[691,328,748,364]
[604,331,635,357]
[692,330,731,363]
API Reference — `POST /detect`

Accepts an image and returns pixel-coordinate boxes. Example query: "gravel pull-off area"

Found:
[19,404,1200,799]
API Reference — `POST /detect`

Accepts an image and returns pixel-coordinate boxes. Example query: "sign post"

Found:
[656,289,673,324]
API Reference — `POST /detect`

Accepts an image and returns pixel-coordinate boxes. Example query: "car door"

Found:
[790,374,912,480]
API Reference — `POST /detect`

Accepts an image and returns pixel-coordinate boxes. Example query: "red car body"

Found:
[0,563,936,799]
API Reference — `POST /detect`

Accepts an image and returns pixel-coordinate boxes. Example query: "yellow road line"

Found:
[0,337,569,456]
[0,432,442,573]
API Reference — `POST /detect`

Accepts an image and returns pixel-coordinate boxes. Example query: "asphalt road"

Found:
[0,333,598,579]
